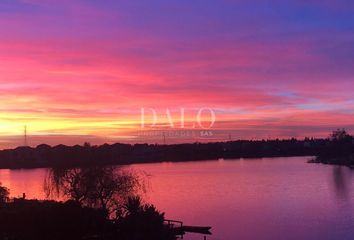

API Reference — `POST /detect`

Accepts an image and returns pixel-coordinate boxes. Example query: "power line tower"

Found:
[24,125,28,147]
[162,131,166,145]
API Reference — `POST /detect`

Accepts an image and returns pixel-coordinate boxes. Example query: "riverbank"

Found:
[0,139,325,169]
[0,198,176,240]
[307,130,354,167]
[0,170,176,240]
[308,156,354,168]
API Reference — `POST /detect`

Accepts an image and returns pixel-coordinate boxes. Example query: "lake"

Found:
[1,157,354,240]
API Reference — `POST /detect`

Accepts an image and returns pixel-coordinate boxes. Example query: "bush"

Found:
[0,199,108,240]
[116,197,176,240]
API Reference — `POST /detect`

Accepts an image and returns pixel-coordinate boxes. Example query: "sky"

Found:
[0,0,353,148]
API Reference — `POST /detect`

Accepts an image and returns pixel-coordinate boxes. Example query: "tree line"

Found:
[0,130,353,169]
[0,137,331,169]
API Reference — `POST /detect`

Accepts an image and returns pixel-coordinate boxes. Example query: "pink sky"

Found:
[0,0,353,148]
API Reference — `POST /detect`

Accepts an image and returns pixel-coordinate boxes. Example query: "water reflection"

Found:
[2,157,354,240]
[332,166,352,201]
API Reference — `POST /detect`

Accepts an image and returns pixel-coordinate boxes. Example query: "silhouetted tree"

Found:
[330,129,352,141]
[44,166,144,218]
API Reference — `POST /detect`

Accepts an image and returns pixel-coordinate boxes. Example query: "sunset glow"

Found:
[0,0,354,148]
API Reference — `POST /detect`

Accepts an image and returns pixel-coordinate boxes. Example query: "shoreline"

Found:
[1,155,315,170]
[0,139,325,169]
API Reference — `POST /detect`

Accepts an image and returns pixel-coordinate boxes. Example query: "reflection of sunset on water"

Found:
[3,157,354,240]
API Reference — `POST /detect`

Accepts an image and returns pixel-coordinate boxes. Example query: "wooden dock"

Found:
[164,219,212,239]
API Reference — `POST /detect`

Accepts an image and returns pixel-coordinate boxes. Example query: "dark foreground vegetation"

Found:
[0,198,174,240]
[309,129,354,167]
[0,167,177,240]
[0,137,336,169]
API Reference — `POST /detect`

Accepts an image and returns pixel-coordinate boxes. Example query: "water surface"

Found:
[1,157,354,240]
